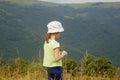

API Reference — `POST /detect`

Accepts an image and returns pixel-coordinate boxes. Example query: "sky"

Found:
[38,0,120,4]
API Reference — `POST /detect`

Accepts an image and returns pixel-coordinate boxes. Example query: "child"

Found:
[43,21,67,80]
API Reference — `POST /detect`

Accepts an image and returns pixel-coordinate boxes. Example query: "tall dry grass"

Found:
[0,58,120,80]
[0,67,120,80]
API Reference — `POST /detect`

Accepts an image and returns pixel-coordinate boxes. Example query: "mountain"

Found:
[0,1,120,66]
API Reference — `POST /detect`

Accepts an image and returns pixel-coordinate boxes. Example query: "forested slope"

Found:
[0,1,120,66]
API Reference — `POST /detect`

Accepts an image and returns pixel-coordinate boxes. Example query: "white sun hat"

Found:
[47,21,64,33]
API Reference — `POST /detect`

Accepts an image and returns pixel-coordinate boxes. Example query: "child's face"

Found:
[55,32,61,39]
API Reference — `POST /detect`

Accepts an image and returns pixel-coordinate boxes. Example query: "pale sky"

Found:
[38,0,120,4]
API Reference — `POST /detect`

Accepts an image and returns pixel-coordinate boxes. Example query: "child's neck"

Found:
[50,35,56,40]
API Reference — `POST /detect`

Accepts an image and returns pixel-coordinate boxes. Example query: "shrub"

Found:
[80,54,117,78]
[63,58,79,76]
[10,58,30,76]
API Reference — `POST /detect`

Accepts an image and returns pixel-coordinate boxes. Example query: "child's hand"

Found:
[61,51,67,57]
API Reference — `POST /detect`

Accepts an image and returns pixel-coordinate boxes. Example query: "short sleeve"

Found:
[52,40,60,49]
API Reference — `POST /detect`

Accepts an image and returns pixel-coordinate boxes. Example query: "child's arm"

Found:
[54,48,67,61]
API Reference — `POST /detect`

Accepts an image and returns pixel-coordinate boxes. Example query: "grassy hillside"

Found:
[0,1,120,66]
[0,0,59,6]
[67,2,120,9]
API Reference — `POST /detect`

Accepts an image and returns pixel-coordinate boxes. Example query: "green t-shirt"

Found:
[43,39,62,67]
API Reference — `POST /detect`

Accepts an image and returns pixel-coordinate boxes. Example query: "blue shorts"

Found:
[46,67,63,80]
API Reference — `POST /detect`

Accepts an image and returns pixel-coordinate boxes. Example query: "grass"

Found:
[0,71,119,80]
[0,58,120,80]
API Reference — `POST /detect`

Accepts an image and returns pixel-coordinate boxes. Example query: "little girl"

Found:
[43,21,67,80]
